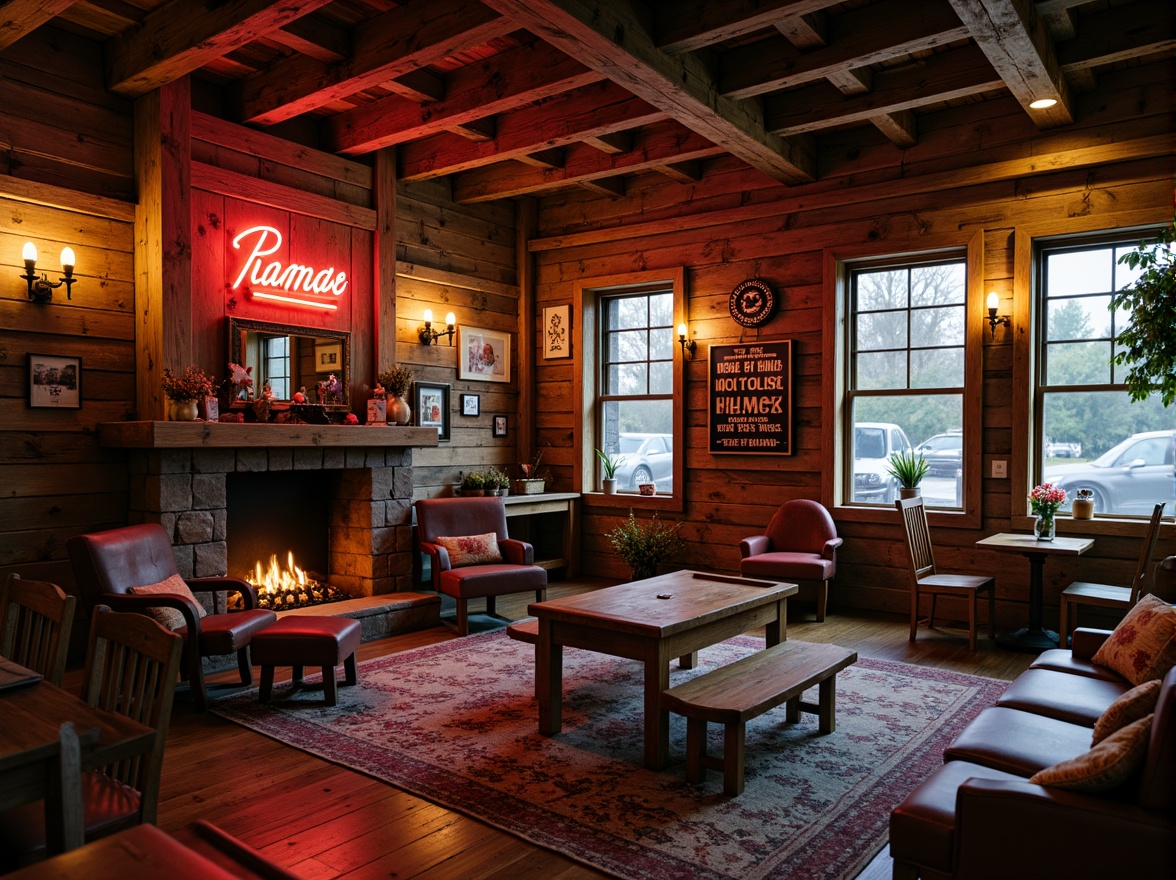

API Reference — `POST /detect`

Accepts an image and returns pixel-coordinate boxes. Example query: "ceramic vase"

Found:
[602,478,617,495]
[1034,514,1056,542]
[169,399,199,421]
[899,486,921,500]
[386,395,412,426]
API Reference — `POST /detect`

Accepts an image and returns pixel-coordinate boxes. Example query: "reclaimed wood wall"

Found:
[529,61,1175,627]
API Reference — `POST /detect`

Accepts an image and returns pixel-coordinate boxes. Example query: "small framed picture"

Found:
[461,393,480,416]
[458,325,511,383]
[414,381,450,441]
[543,305,571,359]
[28,354,81,409]
[315,340,342,371]
[492,415,508,438]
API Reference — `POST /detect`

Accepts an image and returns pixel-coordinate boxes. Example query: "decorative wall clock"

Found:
[728,278,777,328]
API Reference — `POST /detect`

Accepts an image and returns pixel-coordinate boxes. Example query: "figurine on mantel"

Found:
[318,373,343,406]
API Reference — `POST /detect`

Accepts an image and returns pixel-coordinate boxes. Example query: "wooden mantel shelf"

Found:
[98,421,440,449]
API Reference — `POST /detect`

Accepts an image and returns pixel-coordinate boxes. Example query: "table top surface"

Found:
[528,570,796,637]
[976,532,1095,556]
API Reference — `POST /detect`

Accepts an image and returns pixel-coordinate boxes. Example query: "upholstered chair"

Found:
[416,496,547,635]
[66,523,275,711]
[739,500,842,621]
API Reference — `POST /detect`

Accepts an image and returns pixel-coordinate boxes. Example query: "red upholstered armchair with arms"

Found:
[66,523,275,711]
[739,500,842,621]
[416,496,547,636]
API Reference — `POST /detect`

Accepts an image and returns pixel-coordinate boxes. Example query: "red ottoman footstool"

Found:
[250,616,362,707]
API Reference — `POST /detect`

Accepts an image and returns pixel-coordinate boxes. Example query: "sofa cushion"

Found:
[1029,714,1153,791]
[438,563,547,600]
[129,573,206,631]
[1091,594,1176,686]
[995,668,1130,726]
[943,707,1093,776]
[436,533,503,567]
[1029,647,1126,682]
[1092,679,1162,745]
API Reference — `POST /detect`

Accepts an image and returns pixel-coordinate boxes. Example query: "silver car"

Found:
[1044,430,1175,516]
[611,433,674,492]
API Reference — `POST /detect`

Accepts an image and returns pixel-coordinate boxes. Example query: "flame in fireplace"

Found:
[251,551,309,596]
[235,551,346,611]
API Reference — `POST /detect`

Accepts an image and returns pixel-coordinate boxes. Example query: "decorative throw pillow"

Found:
[129,574,207,631]
[1092,679,1162,745]
[436,533,502,567]
[1029,714,1153,791]
[1091,594,1176,686]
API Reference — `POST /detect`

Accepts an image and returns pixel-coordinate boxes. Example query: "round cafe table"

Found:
[975,532,1094,653]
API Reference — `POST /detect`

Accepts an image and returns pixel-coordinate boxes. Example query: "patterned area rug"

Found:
[213,633,1005,880]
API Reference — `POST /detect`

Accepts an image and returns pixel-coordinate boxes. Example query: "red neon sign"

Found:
[231,225,348,311]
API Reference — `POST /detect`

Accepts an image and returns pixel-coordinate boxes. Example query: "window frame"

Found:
[574,268,687,514]
[823,232,984,529]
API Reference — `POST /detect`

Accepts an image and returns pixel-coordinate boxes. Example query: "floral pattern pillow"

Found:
[1030,714,1153,791]
[437,533,503,567]
[1092,679,1161,745]
[1091,594,1176,686]
[129,573,207,631]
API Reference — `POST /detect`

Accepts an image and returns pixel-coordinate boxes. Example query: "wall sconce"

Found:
[21,242,76,303]
[678,323,696,358]
[419,309,456,345]
[985,292,1009,340]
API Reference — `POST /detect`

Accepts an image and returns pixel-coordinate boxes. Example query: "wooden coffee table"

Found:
[527,570,797,770]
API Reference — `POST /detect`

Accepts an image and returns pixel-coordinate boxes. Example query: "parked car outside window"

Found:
[611,432,674,492]
[1044,429,1175,516]
[853,422,912,504]
[914,431,963,477]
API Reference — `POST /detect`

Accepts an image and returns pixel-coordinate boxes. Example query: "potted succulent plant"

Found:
[484,468,510,497]
[596,448,623,495]
[607,510,687,581]
[886,449,929,499]
[376,364,414,424]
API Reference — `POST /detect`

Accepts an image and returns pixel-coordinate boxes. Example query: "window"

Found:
[845,256,967,508]
[574,269,686,508]
[262,334,290,400]
[1034,233,1174,517]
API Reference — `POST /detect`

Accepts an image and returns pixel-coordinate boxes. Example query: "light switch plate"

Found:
[992,460,1007,479]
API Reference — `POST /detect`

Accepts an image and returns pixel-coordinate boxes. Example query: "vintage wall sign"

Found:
[231,225,348,311]
[728,278,777,327]
[708,341,793,455]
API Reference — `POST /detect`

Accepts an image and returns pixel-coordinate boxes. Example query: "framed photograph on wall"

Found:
[28,354,81,409]
[315,340,342,371]
[414,381,450,441]
[493,415,508,438]
[458,325,511,383]
[461,393,480,416]
[543,305,571,359]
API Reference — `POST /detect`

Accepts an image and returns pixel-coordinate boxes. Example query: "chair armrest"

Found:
[740,536,770,559]
[1071,627,1113,661]
[188,576,259,610]
[418,541,452,589]
[500,539,534,565]
[822,536,844,561]
[100,592,204,634]
[954,778,1174,880]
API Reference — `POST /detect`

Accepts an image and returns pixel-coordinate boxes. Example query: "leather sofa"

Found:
[890,627,1176,880]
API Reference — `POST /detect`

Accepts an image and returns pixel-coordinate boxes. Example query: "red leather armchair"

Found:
[416,496,547,636]
[739,500,842,621]
[66,524,275,711]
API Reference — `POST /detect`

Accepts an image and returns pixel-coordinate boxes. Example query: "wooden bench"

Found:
[661,640,858,795]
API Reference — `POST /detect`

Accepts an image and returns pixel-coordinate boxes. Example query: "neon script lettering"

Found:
[231,226,347,311]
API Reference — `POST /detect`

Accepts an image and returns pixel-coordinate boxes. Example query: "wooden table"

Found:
[0,660,155,856]
[976,533,1094,653]
[528,570,797,770]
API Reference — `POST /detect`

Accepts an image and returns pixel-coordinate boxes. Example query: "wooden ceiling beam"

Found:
[268,13,349,63]
[721,0,970,100]
[652,160,704,183]
[579,177,626,198]
[1,0,76,52]
[106,0,335,96]
[947,0,1073,127]
[481,0,814,184]
[233,0,515,125]
[656,0,838,54]
[326,40,602,154]
[399,80,667,181]
[452,122,724,202]
[775,11,827,49]
[1055,0,1176,75]
[582,132,632,154]
[380,70,446,104]
[515,149,566,169]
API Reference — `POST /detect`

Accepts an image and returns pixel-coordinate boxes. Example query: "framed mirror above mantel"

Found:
[228,318,352,411]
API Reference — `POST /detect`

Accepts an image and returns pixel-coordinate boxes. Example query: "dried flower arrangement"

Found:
[161,365,213,402]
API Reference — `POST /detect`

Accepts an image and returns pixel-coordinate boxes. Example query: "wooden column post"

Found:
[516,197,538,466]
[374,148,398,376]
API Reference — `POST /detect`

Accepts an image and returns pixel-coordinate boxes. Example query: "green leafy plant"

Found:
[885,449,929,488]
[1110,217,1176,407]
[460,471,485,490]
[161,365,213,402]
[596,448,623,480]
[606,510,686,580]
[483,468,509,490]
[377,364,414,398]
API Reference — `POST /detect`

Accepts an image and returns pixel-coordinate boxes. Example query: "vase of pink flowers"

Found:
[1029,482,1066,542]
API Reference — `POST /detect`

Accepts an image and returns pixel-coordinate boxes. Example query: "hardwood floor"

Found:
[135,579,1035,878]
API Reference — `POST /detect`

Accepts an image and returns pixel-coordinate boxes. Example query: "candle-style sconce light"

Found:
[678,323,696,358]
[21,242,77,303]
[419,309,456,345]
[985,292,1009,340]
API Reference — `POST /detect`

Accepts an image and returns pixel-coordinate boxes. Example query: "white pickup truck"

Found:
[1045,440,1082,458]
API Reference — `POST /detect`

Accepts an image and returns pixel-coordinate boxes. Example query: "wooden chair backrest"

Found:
[896,496,937,582]
[81,606,183,825]
[0,574,77,687]
[1131,502,1167,604]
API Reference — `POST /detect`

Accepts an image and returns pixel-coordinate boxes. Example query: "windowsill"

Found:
[1011,514,1174,538]
[833,503,978,529]
[581,491,683,514]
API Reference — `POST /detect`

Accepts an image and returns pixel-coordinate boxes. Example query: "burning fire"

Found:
[235,551,347,611]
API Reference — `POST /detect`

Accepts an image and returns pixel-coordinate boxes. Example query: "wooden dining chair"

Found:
[1059,502,1166,646]
[895,497,996,650]
[0,606,183,867]
[0,574,77,687]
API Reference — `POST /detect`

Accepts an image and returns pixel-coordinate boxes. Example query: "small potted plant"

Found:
[161,365,213,421]
[886,449,929,499]
[376,364,414,424]
[484,467,510,497]
[461,471,486,497]
[607,510,687,581]
[596,448,624,495]
[514,450,550,495]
